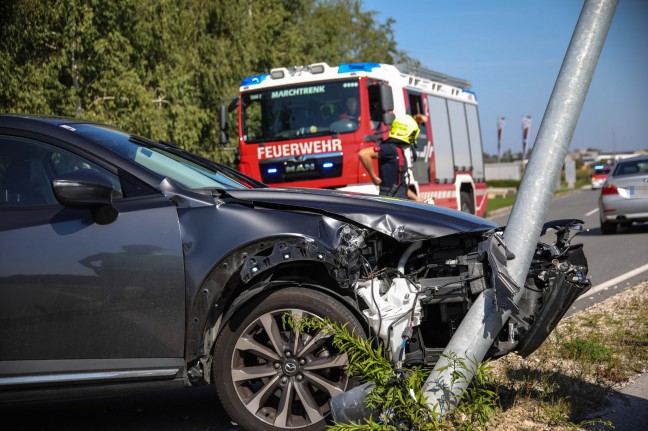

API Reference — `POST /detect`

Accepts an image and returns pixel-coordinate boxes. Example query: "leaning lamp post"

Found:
[422,0,618,416]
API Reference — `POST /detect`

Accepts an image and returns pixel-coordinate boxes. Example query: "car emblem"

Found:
[284,362,297,374]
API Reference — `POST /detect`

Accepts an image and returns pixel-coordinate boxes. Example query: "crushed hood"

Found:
[219,187,498,241]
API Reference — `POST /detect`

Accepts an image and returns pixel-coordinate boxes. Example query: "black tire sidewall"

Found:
[600,220,616,235]
[460,191,475,214]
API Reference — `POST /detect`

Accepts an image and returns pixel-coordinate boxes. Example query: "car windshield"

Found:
[71,123,252,190]
[241,80,360,142]
[594,168,610,175]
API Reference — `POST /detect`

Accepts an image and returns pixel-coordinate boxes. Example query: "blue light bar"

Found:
[594,164,604,169]
[267,168,278,174]
[322,162,334,169]
[338,63,380,74]
[462,89,478,101]
[241,74,269,87]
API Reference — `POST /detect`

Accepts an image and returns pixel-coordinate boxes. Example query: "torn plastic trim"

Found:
[238,226,367,290]
[515,244,590,357]
[476,219,588,323]
[239,239,336,283]
[478,232,521,315]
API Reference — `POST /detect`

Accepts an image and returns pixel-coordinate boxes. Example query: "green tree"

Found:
[1,0,412,164]
[0,0,163,133]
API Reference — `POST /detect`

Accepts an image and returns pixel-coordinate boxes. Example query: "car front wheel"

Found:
[213,286,363,431]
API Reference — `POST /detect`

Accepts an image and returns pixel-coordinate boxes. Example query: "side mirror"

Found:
[219,98,240,146]
[53,169,119,225]
[379,85,394,112]
[379,84,394,126]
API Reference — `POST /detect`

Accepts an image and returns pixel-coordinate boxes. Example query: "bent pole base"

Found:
[421,289,508,415]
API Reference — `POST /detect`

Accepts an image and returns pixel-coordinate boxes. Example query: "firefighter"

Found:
[339,96,359,121]
[359,114,425,202]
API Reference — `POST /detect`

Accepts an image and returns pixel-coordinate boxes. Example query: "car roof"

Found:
[0,113,98,127]
[616,155,648,163]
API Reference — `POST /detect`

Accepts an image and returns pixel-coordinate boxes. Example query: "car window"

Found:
[70,123,252,190]
[0,135,123,207]
[612,159,648,177]
[132,146,247,189]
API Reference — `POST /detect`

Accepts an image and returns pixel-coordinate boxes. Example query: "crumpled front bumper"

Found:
[516,243,590,357]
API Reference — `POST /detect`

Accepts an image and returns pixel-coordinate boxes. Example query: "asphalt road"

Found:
[4,188,647,431]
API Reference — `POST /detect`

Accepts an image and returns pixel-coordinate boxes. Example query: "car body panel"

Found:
[0,196,185,365]
[220,187,498,240]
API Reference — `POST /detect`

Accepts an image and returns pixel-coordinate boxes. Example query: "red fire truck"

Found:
[590,164,612,189]
[222,62,487,216]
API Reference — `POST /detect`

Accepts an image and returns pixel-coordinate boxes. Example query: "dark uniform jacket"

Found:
[375,138,408,199]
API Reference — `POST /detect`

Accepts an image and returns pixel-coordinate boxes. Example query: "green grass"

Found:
[485,179,520,189]
[486,195,517,213]
[493,282,648,429]
[560,337,613,363]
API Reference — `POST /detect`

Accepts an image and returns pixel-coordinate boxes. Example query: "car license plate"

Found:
[626,186,648,196]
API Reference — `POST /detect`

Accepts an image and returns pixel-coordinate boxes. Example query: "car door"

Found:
[0,134,186,385]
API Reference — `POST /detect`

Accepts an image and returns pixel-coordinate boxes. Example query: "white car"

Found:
[599,155,648,234]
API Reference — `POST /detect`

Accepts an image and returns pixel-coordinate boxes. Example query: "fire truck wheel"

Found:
[460,191,475,214]
[212,286,364,431]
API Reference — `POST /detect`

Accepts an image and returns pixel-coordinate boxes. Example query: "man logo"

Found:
[286,162,316,173]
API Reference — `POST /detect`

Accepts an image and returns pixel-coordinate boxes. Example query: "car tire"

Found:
[460,191,475,214]
[600,220,616,235]
[213,286,364,431]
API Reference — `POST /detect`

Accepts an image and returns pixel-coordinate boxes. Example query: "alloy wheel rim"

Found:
[230,308,349,429]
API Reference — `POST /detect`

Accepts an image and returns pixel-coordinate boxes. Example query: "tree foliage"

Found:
[0,0,410,164]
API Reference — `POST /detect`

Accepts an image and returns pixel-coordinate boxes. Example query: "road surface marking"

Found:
[585,208,599,217]
[580,262,648,299]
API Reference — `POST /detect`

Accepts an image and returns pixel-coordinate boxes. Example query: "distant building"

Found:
[485,162,522,180]
[571,148,599,164]
[485,149,648,181]
[569,148,647,165]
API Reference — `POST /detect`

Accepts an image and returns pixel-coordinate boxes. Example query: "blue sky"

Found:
[367,0,648,156]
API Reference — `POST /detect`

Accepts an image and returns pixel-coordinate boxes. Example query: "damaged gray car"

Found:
[0,115,590,431]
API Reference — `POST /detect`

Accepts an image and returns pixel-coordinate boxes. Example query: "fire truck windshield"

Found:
[241,80,360,143]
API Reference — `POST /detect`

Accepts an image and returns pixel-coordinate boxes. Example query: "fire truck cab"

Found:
[590,164,612,189]
[223,62,487,216]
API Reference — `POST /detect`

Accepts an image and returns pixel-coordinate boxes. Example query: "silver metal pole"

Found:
[422,0,618,416]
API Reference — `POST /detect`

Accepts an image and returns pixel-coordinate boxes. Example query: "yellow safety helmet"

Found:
[388,114,420,145]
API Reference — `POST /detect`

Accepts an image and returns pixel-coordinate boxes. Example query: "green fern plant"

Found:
[283,313,498,431]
